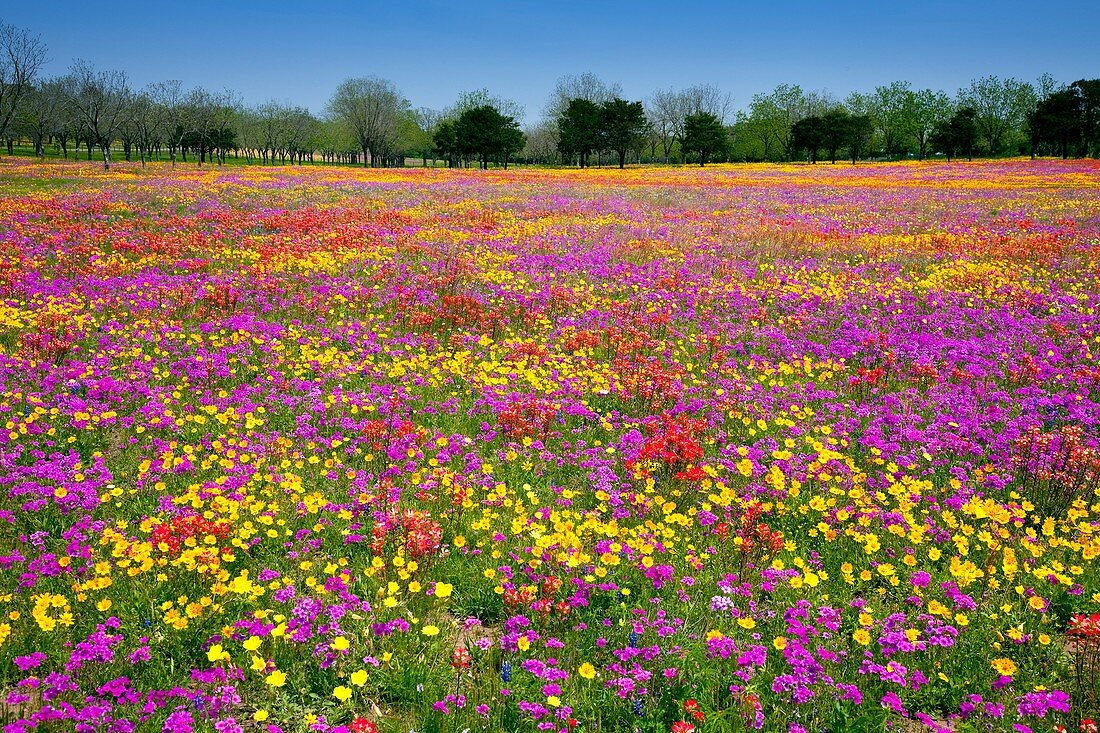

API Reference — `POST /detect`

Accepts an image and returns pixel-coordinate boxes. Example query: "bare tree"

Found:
[16,77,65,157]
[521,119,559,164]
[325,76,409,167]
[128,86,170,165]
[64,60,133,170]
[681,83,733,122]
[544,72,622,122]
[281,106,317,164]
[185,87,239,165]
[250,101,282,164]
[0,19,48,151]
[448,89,525,123]
[150,80,189,165]
[646,88,687,163]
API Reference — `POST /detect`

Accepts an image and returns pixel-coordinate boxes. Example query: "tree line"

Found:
[1,18,1097,170]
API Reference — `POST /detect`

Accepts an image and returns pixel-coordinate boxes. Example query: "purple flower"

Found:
[13,653,47,671]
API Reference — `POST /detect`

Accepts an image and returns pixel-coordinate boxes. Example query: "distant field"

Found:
[2,159,1100,733]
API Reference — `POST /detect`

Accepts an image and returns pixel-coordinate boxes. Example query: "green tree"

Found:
[931,107,978,161]
[749,84,830,161]
[325,76,409,167]
[791,115,826,163]
[1028,88,1080,158]
[682,111,727,166]
[957,76,1036,155]
[599,98,646,168]
[911,89,953,160]
[1071,79,1100,157]
[846,114,874,163]
[820,108,850,163]
[432,119,458,167]
[557,98,601,167]
[868,81,917,158]
[454,104,524,169]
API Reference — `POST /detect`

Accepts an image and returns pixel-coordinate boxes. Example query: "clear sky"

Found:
[6,0,1098,123]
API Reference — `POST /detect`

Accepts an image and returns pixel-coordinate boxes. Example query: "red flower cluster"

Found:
[632,413,706,474]
[614,357,683,406]
[671,699,705,731]
[19,312,79,366]
[715,502,785,556]
[849,366,885,387]
[350,717,378,733]
[1011,424,1100,517]
[362,419,427,450]
[451,646,471,669]
[1069,613,1100,638]
[497,397,559,440]
[150,515,232,558]
[369,509,443,560]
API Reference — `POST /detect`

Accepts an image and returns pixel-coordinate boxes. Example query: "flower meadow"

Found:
[2,159,1100,733]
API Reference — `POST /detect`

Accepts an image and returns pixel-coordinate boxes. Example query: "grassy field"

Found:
[1,159,1100,733]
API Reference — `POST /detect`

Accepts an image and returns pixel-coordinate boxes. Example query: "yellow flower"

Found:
[207,644,229,663]
[853,629,871,645]
[517,634,530,651]
[422,625,440,637]
[251,655,266,672]
[773,636,787,651]
[253,711,269,722]
[333,686,352,702]
[265,670,287,687]
[351,669,368,686]
[243,636,262,651]
[331,636,350,651]
[991,657,1017,676]
[1027,596,1046,611]
[547,695,561,707]
[737,617,756,629]
[96,599,112,612]
[435,582,453,599]
[578,662,596,680]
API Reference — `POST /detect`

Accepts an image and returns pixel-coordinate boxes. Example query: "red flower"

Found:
[350,718,378,733]
[671,722,695,733]
[683,699,700,712]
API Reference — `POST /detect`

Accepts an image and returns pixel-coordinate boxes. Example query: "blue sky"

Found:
[6,1,1098,123]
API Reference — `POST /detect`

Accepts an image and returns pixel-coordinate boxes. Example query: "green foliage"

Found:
[454,104,524,169]
[682,112,727,166]
[790,116,826,163]
[557,98,602,167]
[932,107,978,160]
[599,98,646,168]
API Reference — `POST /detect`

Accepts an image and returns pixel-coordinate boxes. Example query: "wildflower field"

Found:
[3,159,1100,733]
